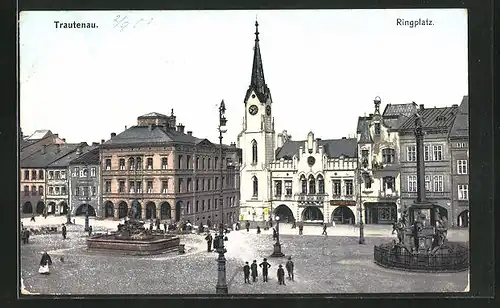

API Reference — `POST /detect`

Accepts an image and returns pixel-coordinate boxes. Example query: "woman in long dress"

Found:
[38,252,52,275]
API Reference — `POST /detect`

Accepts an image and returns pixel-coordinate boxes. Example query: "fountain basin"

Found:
[86,234,181,255]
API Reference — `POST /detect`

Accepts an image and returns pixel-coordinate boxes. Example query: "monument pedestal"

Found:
[271,242,284,257]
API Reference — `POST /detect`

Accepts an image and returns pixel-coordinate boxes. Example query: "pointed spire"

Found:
[249,19,268,101]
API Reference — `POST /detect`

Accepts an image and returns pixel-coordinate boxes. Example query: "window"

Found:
[195,179,199,191]
[61,186,67,195]
[284,181,292,196]
[333,180,341,196]
[61,171,66,179]
[308,175,316,194]
[300,175,307,194]
[162,180,168,193]
[383,177,394,192]
[202,158,205,169]
[208,199,211,210]
[38,170,44,180]
[252,176,258,197]
[178,178,183,193]
[406,146,416,162]
[186,155,191,169]
[382,148,395,164]
[119,181,125,193]
[458,185,469,200]
[186,201,190,214]
[208,158,211,169]
[55,187,60,195]
[318,175,325,194]
[119,159,126,170]
[345,180,354,196]
[129,181,135,193]
[161,157,168,169]
[202,179,205,191]
[251,140,258,164]
[147,181,153,193]
[105,159,111,170]
[432,145,443,161]
[408,175,417,192]
[195,201,199,212]
[208,179,212,190]
[424,145,430,161]
[196,157,200,169]
[48,186,54,195]
[105,181,111,193]
[136,181,142,193]
[274,181,282,197]
[48,171,54,179]
[457,160,468,174]
[31,170,37,180]
[186,178,192,192]
[75,186,79,196]
[128,157,135,170]
[31,185,37,196]
[177,155,183,169]
[425,175,432,191]
[222,177,226,189]
[374,123,381,135]
[91,186,96,196]
[215,177,218,190]
[90,168,96,177]
[433,175,444,192]
[23,170,29,180]
[202,200,205,211]
[38,186,43,196]
[55,171,60,179]
[81,186,88,196]
[136,157,142,170]
[364,175,372,189]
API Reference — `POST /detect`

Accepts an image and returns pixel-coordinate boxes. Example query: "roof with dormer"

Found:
[69,147,100,165]
[275,138,357,160]
[49,145,97,168]
[27,129,52,140]
[449,96,468,138]
[20,143,84,168]
[398,106,459,132]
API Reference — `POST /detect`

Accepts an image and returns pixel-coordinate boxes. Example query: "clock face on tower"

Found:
[266,105,271,116]
[307,156,316,166]
[249,105,258,115]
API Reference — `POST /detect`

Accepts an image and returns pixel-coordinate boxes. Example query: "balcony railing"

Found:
[330,194,355,200]
[401,191,451,199]
[296,193,328,203]
[372,162,400,171]
[378,190,399,199]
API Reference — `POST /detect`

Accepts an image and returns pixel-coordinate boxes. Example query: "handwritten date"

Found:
[113,15,153,31]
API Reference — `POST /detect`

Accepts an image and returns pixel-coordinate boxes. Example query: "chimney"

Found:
[177,123,185,133]
[187,131,192,136]
[101,139,105,144]
[76,147,82,155]
[419,104,424,111]
[56,144,61,153]
[62,138,66,142]
[125,125,127,130]
[342,137,346,139]
[40,145,46,154]
[111,132,116,138]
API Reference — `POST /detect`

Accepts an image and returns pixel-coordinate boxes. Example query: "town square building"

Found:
[68,146,101,218]
[100,111,241,226]
[448,96,469,227]
[356,98,416,224]
[237,22,358,225]
[397,103,459,222]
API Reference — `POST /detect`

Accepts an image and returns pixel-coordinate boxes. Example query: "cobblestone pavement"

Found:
[20,216,469,295]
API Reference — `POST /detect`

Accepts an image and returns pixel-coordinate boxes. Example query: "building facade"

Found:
[68,146,101,218]
[397,104,459,221]
[100,111,241,226]
[237,22,358,225]
[449,96,469,227]
[356,99,416,224]
[20,143,81,215]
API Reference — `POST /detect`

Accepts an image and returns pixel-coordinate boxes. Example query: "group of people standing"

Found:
[242,257,295,285]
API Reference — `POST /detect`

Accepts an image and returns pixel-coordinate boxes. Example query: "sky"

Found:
[19,9,468,145]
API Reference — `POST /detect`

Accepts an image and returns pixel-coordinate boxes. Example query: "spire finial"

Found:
[255,20,259,41]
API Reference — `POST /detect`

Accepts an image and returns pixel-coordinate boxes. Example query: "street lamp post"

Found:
[215,100,228,294]
[271,215,285,257]
[84,164,90,232]
[358,170,365,244]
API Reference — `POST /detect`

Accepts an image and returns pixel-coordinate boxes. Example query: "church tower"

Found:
[237,21,276,223]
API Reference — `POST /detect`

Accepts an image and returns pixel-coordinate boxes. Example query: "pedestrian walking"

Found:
[259,258,271,282]
[292,220,296,229]
[322,223,327,236]
[205,232,213,252]
[298,223,303,235]
[245,221,250,232]
[38,252,52,275]
[256,226,261,234]
[243,262,251,283]
[164,223,168,233]
[25,229,30,244]
[62,224,67,240]
[21,228,27,244]
[277,264,286,285]
[285,256,294,281]
[149,223,153,232]
[88,225,93,237]
[251,260,258,282]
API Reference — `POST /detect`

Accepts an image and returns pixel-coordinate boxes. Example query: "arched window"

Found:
[208,158,211,169]
[136,157,142,170]
[196,157,200,169]
[128,157,135,170]
[252,176,258,197]
[251,140,258,164]
[300,175,307,194]
[318,175,325,194]
[308,175,316,194]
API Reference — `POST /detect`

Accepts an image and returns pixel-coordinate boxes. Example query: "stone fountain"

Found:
[86,203,180,255]
[373,110,469,272]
